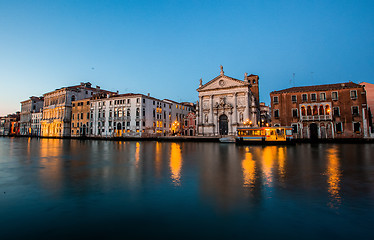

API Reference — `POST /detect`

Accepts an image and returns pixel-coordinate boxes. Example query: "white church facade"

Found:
[196,66,260,136]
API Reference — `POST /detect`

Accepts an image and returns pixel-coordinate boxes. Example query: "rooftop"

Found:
[271,81,363,94]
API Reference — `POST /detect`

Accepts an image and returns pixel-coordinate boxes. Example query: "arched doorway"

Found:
[309,123,318,140]
[219,114,228,135]
[117,123,122,137]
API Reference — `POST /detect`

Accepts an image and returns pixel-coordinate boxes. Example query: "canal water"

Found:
[0,137,373,239]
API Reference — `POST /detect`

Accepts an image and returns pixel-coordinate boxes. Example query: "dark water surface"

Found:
[0,137,373,239]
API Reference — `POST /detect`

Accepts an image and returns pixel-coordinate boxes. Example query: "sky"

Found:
[1,0,374,116]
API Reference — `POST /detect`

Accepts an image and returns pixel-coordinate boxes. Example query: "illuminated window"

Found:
[307,106,312,115]
[313,105,318,115]
[301,106,306,116]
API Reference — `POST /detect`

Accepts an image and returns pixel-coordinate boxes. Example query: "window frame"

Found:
[350,90,358,100]
[332,91,338,101]
[310,93,317,102]
[273,96,279,104]
[291,95,297,103]
[302,94,308,102]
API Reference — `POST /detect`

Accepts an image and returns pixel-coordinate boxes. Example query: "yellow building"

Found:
[71,98,91,137]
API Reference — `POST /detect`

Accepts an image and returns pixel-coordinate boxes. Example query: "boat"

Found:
[236,126,295,145]
[219,136,236,143]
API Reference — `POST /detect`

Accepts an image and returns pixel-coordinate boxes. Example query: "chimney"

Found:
[96,85,100,89]
[147,93,150,97]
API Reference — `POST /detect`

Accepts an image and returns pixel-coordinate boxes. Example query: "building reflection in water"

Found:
[278,147,286,183]
[170,143,182,186]
[39,138,64,193]
[155,142,162,178]
[326,146,342,208]
[261,146,276,188]
[242,147,256,189]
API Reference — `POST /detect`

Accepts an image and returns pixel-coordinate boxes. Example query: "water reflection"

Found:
[326,146,342,208]
[242,147,256,188]
[262,146,275,188]
[170,143,182,186]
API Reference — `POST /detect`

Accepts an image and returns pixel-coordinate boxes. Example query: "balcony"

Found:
[300,115,332,121]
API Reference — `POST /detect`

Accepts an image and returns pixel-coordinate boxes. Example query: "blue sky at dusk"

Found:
[1,0,374,115]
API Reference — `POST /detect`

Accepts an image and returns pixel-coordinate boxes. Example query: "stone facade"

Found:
[31,112,43,136]
[41,82,112,137]
[271,82,370,139]
[183,112,197,136]
[196,66,260,136]
[20,96,43,135]
[89,93,192,137]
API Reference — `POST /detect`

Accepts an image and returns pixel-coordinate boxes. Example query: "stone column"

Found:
[210,95,214,135]
[233,93,237,126]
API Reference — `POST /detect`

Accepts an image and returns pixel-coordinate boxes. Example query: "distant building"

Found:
[360,82,374,135]
[196,66,260,136]
[259,102,271,126]
[0,112,20,136]
[41,82,111,137]
[89,93,192,137]
[20,96,43,136]
[270,82,370,139]
[183,112,197,136]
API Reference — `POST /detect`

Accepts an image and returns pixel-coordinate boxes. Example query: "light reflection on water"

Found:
[0,138,373,239]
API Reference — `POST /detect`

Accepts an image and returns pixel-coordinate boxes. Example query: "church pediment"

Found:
[197,75,249,92]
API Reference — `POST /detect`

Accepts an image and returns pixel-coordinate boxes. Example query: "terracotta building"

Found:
[183,112,197,136]
[270,82,370,139]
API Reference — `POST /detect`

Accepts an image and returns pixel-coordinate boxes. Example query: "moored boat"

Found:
[236,126,295,145]
[219,136,236,143]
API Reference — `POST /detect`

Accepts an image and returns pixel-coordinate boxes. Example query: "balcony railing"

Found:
[300,115,332,121]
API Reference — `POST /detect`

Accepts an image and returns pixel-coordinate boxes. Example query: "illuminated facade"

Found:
[89,93,192,137]
[71,98,91,137]
[41,82,110,137]
[20,96,43,136]
[196,66,260,136]
[271,82,370,139]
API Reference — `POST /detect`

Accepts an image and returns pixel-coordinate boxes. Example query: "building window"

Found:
[274,124,280,127]
[127,122,130,127]
[273,96,279,104]
[319,105,324,115]
[320,92,326,101]
[127,99,130,104]
[301,106,306,116]
[87,113,90,119]
[291,95,297,103]
[325,105,330,115]
[353,122,360,133]
[332,92,338,101]
[313,105,318,115]
[311,93,317,101]
[274,109,280,118]
[143,121,145,127]
[350,90,358,99]
[137,98,140,103]
[153,101,155,105]
[333,107,340,117]
[302,94,307,102]
[307,106,312,115]
[292,109,298,118]
[136,108,140,117]
[336,122,343,133]
[81,113,83,119]
[352,106,359,116]
[291,124,298,133]
[136,121,139,126]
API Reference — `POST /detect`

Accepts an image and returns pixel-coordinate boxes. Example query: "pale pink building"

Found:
[360,82,374,134]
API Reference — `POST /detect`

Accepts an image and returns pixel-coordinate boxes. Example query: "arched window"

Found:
[301,106,306,116]
[307,106,312,116]
[71,95,75,102]
[136,108,140,117]
[313,105,318,115]
[319,105,324,115]
[325,105,330,115]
